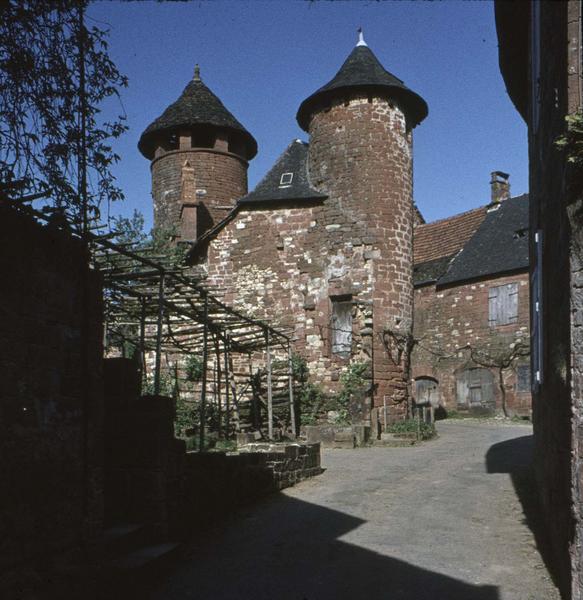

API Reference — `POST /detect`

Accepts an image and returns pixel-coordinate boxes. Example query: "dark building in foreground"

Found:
[496,1,583,598]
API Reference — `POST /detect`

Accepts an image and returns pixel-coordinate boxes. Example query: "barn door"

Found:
[457,368,494,408]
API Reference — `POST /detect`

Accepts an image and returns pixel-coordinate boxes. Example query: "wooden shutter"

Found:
[489,283,518,326]
[488,286,499,325]
[456,371,470,406]
[507,283,519,324]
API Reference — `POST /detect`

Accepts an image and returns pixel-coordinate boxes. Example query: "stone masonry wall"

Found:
[206,201,374,400]
[205,95,415,419]
[151,148,248,236]
[308,95,414,411]
[412,272,531,416]
[0,207,103,586]
[527,2,582,598]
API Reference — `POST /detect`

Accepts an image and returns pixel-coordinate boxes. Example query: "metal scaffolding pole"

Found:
[153,273,165,395]
[214,335,222,438]
[224,336,231,438]
[199,293,209,452]
[288,342,297,438]
[265,328,273,440]
[139,296,147,378]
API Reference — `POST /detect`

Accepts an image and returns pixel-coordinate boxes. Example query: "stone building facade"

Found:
[412,186,531,417]
[497,1,583,598]
[140,33,532,424]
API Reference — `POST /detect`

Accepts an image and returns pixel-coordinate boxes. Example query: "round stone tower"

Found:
[296,31,428,414]
[139,66,257,241]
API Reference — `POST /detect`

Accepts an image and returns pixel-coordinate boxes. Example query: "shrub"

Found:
[387,418,436,440]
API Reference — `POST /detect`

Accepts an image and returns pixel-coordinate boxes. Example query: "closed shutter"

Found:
[489,283,518,326]
[488,286,499,325]
[456,371,470,406]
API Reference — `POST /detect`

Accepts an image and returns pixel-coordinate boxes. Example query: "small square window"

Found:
[279,172,293,186]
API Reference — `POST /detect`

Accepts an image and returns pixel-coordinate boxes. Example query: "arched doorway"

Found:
[415,376,440,407]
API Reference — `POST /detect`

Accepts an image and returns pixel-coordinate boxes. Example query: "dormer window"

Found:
[279,173,293,187]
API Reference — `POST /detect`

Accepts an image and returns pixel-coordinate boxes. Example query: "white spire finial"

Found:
[357,27,367,47]
[194,64,201,81]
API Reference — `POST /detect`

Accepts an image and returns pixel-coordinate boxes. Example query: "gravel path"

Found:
[150,421,560,600]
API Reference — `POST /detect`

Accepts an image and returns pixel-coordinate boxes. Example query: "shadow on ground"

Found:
[136,493,499,600]
[485,433,559,592]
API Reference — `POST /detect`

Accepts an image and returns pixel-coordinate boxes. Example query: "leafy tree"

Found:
[0,0,128,221]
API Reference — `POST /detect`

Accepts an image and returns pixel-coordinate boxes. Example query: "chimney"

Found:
[179,160,199,241]
[490,171,510,204]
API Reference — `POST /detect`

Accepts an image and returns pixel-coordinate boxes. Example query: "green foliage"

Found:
[299,382,327,425]
[184,355,204,382]
[288,354,325,425]
[291,356,370,426]
[142,372,175,397]
[0,1,128,215]
[329,362,369,425]
[387,418,436,440]
[556,109,583,166]
[174,396,198,438]
[111,210,147,246]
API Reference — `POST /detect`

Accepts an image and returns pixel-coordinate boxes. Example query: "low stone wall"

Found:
[302,424,371,448]
[183,442,321,529]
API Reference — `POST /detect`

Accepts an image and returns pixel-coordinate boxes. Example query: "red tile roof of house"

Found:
[413,206,486,265]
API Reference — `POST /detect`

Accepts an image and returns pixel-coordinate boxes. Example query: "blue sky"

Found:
[88,0,527,230]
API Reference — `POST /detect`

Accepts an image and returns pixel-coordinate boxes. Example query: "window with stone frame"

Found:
[516,364,531,393]
[331,296,352,358]
[488,282,519,326]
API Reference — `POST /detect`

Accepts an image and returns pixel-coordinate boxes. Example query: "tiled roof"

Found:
[138,71,257,160]
[438,194,529,286]
[238,140,326,205]
[413,255,456,287]
[414,206,486,265]
[297,43,428,131]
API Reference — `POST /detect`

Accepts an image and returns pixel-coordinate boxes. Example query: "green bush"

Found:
[387,419,436,440]
[184,355,204,382]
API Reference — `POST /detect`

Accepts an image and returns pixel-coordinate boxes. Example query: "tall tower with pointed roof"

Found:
[297,31,428,415]
[139,66,257,241]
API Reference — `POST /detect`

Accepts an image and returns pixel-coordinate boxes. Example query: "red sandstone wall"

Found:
[205,95,415,419]
[151,148,248,235]
[308,95,414,411]
[412,272,531,416]
[206,203,374,398]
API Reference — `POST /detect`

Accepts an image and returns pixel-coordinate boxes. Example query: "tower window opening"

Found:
[331,296,352,358]
[279,173,294,187]
[192,130,215,149]
[168,133,179,150]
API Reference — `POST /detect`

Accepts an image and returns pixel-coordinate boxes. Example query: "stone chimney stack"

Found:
[490,171,511,203]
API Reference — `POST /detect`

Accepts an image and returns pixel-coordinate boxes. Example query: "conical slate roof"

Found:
[238,139,326,205]
[138,68,257,160]
[297,36,428,131]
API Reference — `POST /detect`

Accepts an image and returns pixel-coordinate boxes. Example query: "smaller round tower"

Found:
[139,66,257,241]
